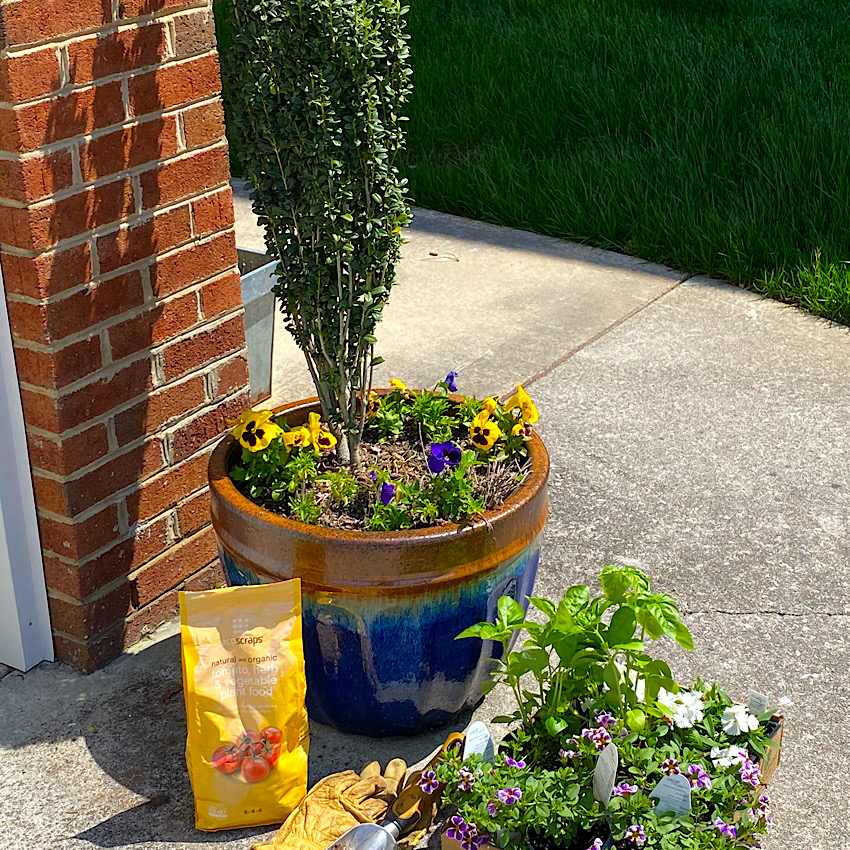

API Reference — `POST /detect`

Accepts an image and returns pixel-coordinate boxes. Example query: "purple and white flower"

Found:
[446,816,470,841]
[661,758,680,775]
[739,759,762,788]
[504,756,526,769]
[612,783,639,798]
[559,748,580,761]
[457,767,475,792]
[715,818,738,839]
[594,710,617,729]
[685,764,712,790]
[419,769,439,795]
[624,824,646,846]
[581,727,612,751]
[496,787,522,805]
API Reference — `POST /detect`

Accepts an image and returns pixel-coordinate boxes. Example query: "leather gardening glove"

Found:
[253,759,408,850]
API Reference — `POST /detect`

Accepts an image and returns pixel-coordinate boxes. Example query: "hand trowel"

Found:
[323,732,465,850]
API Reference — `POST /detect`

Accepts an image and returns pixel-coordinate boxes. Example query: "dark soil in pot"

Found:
[231,415,530,530]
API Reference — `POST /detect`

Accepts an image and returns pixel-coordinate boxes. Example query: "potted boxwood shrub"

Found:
[213,0,549,736]
[432,566,782,850]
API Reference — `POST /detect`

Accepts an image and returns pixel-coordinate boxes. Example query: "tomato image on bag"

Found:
[180,579,309,830]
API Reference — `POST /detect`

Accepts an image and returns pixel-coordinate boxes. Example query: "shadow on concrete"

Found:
[0,626,466,846]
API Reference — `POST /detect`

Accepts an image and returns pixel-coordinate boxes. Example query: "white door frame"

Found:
[0,265,54,671]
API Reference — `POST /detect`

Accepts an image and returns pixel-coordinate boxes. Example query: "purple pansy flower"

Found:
[418,769,439,795]
[496,787,522,805]
[715,818,738,839]
[379,482,395,505]
[369,469,377,482]
[445,371,459,393]
[661,758,680,775]
[624,824,646,846]
[505,756,526,769]
[685,764,712,790]
[612,783,639,798]
[427,441,463,473]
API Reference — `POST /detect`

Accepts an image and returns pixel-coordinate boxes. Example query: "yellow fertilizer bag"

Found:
[180,579,309,831]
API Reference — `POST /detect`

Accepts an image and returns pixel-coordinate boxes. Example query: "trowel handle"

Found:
[383,732,465,838]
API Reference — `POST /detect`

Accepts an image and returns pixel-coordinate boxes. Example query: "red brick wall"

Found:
[0,0,249,671]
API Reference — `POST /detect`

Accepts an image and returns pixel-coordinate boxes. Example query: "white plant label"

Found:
[592,743,619,805]
[463,721,495,763]
[748,690,769,716]
[649,773,692,816]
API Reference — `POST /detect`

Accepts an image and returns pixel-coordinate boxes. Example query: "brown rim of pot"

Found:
[208,392,549,590]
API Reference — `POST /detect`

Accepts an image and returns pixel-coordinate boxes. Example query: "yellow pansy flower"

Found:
[470,410,502,451]
[231,410,283,452]
[503,385,539,424]
[389,378,411,396]
[511,421,532,439]
[481,396,499,416]
[315,429,337,451]
[304,412,338,452]
[365,392,381,416]
[283,426,311,449]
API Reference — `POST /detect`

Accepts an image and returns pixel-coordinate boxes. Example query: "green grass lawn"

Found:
[216,0,850,324]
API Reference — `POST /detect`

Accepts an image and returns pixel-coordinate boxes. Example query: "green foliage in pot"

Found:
[224,0,413,466]
[436,566,781,850]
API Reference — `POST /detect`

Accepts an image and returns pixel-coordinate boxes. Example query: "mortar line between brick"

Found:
[0,2,209,53]
[0,93,222,162]
[0,138,227,209]
[23,347,248,443]
[30,376,244,485]
[0,179,232,260]
[520,275,686,392]
[32,386,248,525]
[18,316,242,402]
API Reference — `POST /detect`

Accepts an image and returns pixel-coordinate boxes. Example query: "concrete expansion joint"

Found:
[521,277,684,391]
[683,609,850,618]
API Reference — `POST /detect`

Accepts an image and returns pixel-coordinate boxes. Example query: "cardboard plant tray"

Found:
[440,714,784,850]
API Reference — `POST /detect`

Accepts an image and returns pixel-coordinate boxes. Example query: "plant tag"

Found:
[592,743,619,805]
[748,690,769,715]
[463,721,495,763]
[649,773,692,816]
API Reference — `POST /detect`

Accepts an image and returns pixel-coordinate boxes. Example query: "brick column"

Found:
[0,0,250,671]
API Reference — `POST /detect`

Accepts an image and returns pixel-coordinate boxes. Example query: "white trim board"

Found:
[0,265,53,671]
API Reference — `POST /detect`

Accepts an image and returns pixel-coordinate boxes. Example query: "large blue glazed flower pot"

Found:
[208,396,549,737]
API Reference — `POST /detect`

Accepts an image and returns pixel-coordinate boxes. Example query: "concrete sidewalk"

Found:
[2,188,849,849]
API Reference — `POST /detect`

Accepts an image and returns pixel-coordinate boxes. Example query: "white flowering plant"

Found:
[438,567,781,850]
